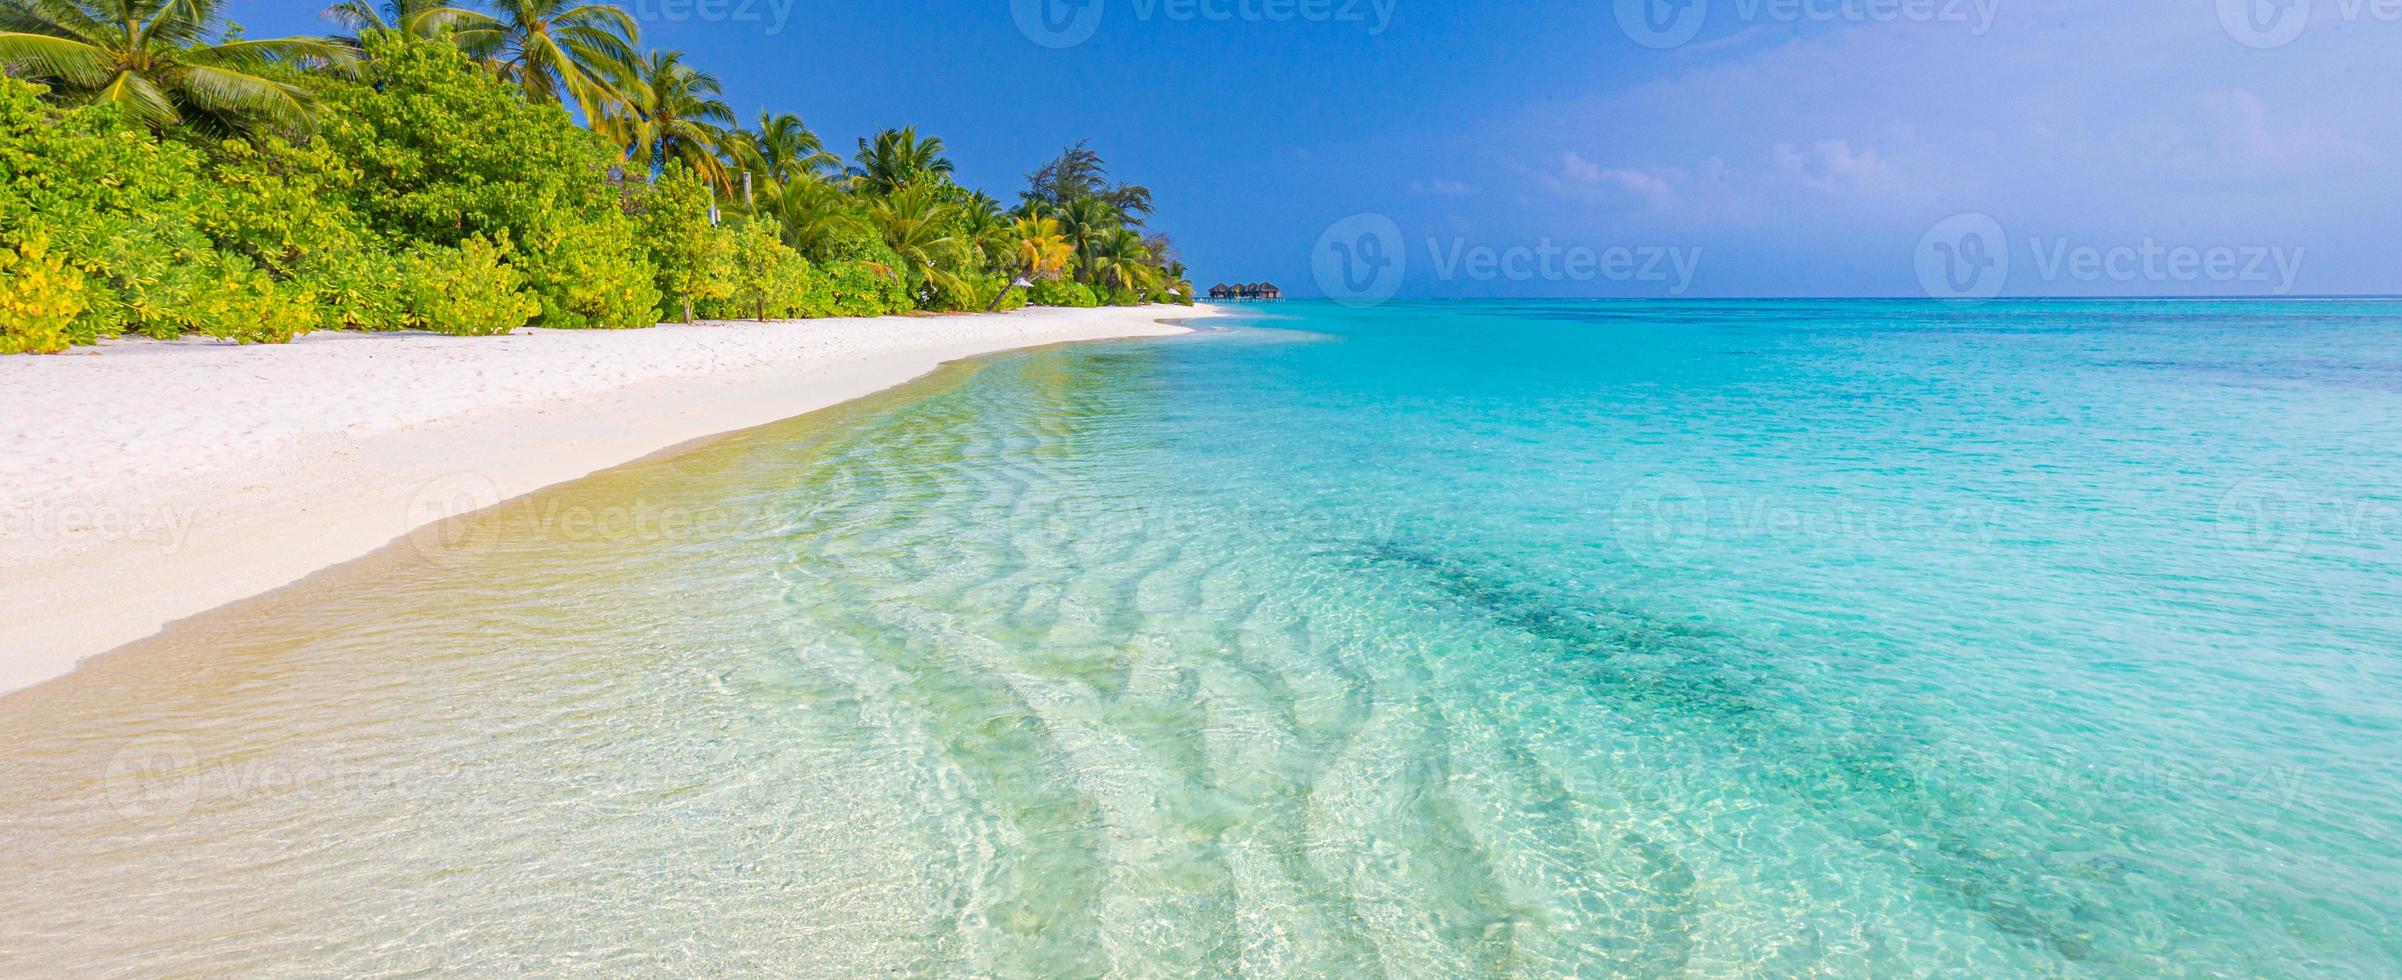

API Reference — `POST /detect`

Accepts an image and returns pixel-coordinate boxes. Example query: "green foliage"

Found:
[169,254,306,344]
[630,165,732,321]
[821,260,912,317]
[193,133,415,331]
[805,216,898,266]
[516,218,662,329]
[316,33,656,327]
[195,134,370,281]
[699,218,812,321]
[0,0,355,135]
[0,234,90,354]
[1,18,1193,355]
[400,237,540,335]
[971,274,1029,312]
[0,76,295,344]
[1026,277,1100,308]
[301,249,410,332]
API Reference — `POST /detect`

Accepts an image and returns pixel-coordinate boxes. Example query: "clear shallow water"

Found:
[3,300,2400,976]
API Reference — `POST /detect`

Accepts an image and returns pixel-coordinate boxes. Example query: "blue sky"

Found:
[228,0,2402,298]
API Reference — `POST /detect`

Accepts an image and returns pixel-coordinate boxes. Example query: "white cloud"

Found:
[1771,139,1903,195]
[1539,152,1685,210]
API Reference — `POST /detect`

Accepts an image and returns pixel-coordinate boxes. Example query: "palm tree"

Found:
[956,189,1015,269]
[0,0,354,133]
[1160,259,1194,303]
[738,110,835,187]
[849,125,952,196]
[868,183,972,303]
[1055,194,1119,283]
[1010,215,1071,281]
[1089,226,1159,296]
[322,0,488,44]
[613,50,734,190]
[446,0,634,125]
[760,175,870,260]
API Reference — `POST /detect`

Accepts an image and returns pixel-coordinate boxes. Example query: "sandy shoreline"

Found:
[0,304,1216,696]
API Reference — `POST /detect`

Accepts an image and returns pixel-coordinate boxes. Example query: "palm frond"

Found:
[169,61,316,131]
[0,31,110,86]
[90,69,180,126]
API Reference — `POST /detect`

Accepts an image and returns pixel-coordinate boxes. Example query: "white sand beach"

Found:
[0,305,1211,696]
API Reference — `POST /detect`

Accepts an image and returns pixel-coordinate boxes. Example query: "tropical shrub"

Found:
[193,134,412,332]
[516,217,663,329]
[699,218,812,321]
[821,260,912,317]
[196,134,373,282]
[993,288,1030,312]
[401,237,541,336]
[317,34,657,328]
[805,218,897,266]
[298,249,409,332]
[167,256,305,345]
[0,77,254,344]
[1026,278,1100,308]
[631,166,733,321]
[0,235,90,354]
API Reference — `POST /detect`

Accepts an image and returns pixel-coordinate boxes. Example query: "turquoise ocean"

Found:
[3,300,2399,975]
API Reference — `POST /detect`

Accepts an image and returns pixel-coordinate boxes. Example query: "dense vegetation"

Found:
[0,0,1194,354]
